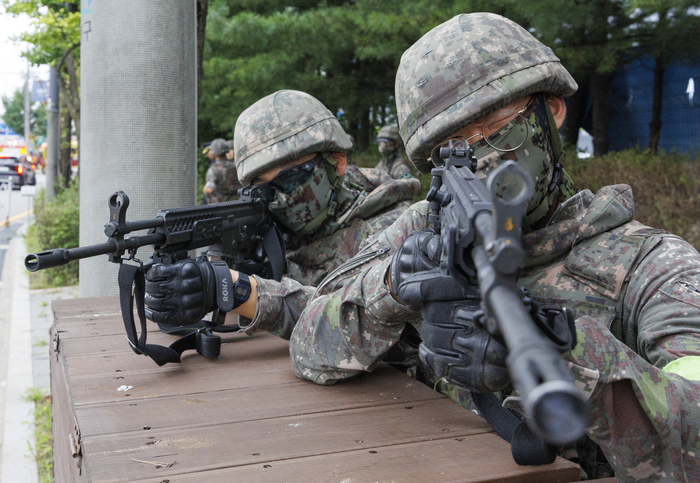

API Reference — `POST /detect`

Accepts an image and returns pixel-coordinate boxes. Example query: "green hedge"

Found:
[358,147,700,250]
[566,149,700,251]
[25,181,79,288]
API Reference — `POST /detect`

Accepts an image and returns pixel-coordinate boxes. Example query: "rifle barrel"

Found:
[25,233,166,271]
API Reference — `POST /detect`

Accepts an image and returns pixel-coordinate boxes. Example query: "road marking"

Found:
[0,245,8,250]
[6,210,33,224]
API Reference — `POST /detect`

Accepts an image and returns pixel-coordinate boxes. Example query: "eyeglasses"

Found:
[256,155,322,200]
[429,96,539,164]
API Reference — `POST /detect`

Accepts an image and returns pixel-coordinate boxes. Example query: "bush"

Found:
[25,180,79,288]
[566,149,700,250]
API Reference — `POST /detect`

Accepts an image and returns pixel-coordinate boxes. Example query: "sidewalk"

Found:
[0,225,78,483]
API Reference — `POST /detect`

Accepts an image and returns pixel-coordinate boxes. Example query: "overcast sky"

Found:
[0,6,49,119]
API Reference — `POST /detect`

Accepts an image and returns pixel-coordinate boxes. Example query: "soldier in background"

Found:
[375,125,412,179]
[225,140,235,161]
[203,138,242,204]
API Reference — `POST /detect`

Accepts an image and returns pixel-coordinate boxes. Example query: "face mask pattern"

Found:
[378,142,396,156]
[267,158,338,237]
[470,96,554,216]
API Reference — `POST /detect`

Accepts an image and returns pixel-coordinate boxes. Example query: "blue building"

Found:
[608,55,700,155]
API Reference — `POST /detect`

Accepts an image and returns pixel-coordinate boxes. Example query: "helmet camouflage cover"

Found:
[234,90,353,185]
[395,13,578,173]
[377,125,403,145]
[209,138,230,156]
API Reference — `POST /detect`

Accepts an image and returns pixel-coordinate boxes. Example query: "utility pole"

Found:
[45,66,59,199]
[23,60,30,150]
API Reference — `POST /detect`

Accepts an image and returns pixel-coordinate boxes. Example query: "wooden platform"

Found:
[50,296,583,482]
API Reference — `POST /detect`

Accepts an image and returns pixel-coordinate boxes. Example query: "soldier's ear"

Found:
[330,153,347,176]
[547,95,567,129]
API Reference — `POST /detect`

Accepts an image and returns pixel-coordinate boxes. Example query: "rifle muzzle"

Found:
[25,249,72,271]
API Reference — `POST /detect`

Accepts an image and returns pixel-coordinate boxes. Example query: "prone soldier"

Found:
[146,15,700,480]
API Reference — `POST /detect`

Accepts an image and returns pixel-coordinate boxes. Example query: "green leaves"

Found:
[0,87,46,137]
[3,0,80,68]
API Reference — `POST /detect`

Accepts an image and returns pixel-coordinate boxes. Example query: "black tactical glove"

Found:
[419,298,511,393]
[144,256,234,327]
[390,230,473,307]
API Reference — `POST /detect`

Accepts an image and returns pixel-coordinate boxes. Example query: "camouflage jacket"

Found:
[204,159,242,203]
[375,152,413,179]
[287,184,700,481]
[241,165,421,339]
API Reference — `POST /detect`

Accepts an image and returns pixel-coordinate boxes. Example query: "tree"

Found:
[199,0,517,151]
[4,0,81,146]
[1,86,47,138]
[515,0,638,156]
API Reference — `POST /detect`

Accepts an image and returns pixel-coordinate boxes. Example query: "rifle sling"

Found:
[471,392,557,466]
[118,263,222,366]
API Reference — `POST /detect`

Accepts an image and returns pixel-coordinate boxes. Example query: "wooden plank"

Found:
[122,436,580,483]
[53,296,120,315]
[82,398,494,482]
[74,369,444,438]
[61,332,290,376]
[51,325,89,482]
[52,297,582,483]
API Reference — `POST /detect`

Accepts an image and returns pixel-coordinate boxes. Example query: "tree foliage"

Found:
[3,0,81,143]
[1,87,46,138]
[199,0,518,150]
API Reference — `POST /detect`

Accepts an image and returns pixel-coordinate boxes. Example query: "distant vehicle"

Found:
[0,156,31,190]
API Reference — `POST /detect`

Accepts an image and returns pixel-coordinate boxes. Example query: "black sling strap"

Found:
[471,391,557,466]
[118,263,224,366]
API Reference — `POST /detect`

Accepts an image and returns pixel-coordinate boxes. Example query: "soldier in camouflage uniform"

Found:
[144,17,700,481]
[203,138,242,203]
[286,13,700,481]
[374,125,412,179]
[144,88,420,356]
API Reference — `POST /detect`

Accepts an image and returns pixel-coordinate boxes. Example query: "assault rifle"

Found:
[425,140,587,447]
[25,187,286,365]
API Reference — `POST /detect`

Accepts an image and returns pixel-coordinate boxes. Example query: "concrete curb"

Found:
[1,228,39,483]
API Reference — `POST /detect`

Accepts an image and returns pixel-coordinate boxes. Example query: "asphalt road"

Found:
[0,172,42,279]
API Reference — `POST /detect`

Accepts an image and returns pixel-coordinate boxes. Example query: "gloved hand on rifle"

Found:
[144,256,236,327]
[389,230,576,393]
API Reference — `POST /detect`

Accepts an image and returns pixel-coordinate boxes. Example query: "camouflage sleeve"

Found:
[390,157,413,179]
[239,275,315,340]
[566,316,700,481]
[566,235,700,480]
[288,201,429,385]
[625,235,700,367]
[204,165,217,190]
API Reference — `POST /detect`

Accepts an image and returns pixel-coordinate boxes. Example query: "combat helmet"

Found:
[208,138,229,157]
[376,125,403,146]
[395,13,577,173]
[234,90,353,185]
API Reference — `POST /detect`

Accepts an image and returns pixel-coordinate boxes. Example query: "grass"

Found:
[357,147,700,250]
[24,388,52,483]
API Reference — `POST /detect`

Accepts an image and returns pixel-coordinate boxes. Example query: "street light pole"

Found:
[45,66,59,199]
[23,60,31,151]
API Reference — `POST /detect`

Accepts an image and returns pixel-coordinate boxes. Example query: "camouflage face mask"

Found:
[266,154,342,237]
[470,96,556,225]
[378,140,396,156]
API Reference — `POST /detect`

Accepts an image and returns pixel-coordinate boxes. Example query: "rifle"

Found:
[425,140,587,447]
[25,187,286,365]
